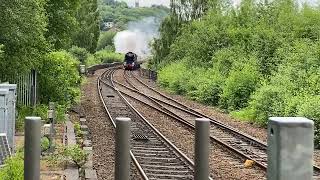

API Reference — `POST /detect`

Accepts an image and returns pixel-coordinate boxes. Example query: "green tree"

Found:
[73,0,100,53]
[0,0,49,78]
[96,31,116,50]
[45,0,81,50]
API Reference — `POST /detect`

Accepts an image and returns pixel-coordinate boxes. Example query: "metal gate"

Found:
[0,70,37,106]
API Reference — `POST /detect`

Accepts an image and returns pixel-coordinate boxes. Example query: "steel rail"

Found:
[115,73,268,170]
[98,68,207,179]
[129,70,320,176]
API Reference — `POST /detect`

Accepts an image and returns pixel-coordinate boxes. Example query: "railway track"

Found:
[98,68,207,179]
[116,69,320,178]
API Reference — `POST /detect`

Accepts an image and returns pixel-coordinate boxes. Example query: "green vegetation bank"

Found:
[151,0,320,146]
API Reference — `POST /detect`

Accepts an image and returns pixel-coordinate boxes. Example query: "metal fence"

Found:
[0,70,37,106]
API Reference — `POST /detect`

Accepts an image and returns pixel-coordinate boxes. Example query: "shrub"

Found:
[297,95,320,148]
[94,50,123,63]
[68,46,89,64]
[64,145,88,168]
[157,61,190,94]
[0,153,24,180]
[33,104,49,121]
[232,85,287,126]
[55,104,67,122]
[73,122,83,137]
[184,68,224,106]
[86,54,100,67]
[220,64,260,111]
[16,106,33,131]
[38,51,81,105]
[41,136,50,152]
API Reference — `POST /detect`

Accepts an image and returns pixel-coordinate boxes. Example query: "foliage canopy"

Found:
[153,0,320,146]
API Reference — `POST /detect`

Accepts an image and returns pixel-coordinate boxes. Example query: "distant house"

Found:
[135,0,139,8]
[102,22,114,31]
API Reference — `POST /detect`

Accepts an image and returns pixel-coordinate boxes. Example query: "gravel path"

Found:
[81,69,142,180]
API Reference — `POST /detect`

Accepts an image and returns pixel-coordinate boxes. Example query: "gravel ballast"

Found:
[81,69,142,180]
[114,69,266,179]
[134,70,320,168]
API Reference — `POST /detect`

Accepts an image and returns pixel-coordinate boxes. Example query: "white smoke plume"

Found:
[114,17,161,59]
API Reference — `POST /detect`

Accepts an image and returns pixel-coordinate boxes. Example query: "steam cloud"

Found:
[114,17,162,59]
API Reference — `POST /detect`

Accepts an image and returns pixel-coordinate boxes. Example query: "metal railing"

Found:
[0,70,37,106]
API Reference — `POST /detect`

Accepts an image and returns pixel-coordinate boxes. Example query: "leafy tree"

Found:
[0,0,49,78]
[73,0,100,53]
[45,0,81,50]
[96,31,116,50]
[155,0,320,147]
[69,46,89,64]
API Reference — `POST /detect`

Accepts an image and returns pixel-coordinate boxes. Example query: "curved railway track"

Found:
[115,69,320,178]
[97,68,211,179]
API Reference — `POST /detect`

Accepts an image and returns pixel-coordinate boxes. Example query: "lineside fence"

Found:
[0,70,37,106]
[139,68,157,81]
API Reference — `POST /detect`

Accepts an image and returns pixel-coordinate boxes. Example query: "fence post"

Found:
[195,118,210,180]
[115,117,131,180]
[47,109,55,152]
[24,117,41,180]
[268,117,314,180]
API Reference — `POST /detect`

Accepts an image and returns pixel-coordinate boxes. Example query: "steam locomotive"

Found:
[123,52,140,70]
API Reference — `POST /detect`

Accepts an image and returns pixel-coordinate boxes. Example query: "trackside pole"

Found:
[24,117,41,180]
[268,117,314,180]
[195,118,210,180]
[115,117,131,180]
[48,102,56,152]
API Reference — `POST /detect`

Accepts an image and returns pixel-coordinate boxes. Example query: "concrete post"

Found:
[195,118,210,180]
[49,102,55,110]
[80,65,86,74]
[115,117,131,180]
[47,110,55,152]
[48,102,56,134]
[268,117,314,180]
[24,117,41,180]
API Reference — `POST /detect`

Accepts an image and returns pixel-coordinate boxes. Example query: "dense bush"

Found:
[38,51,81,105]
[220,63,260,111]
[69,46,89,64]
[94,50,123,63]
[154,0,320,146]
